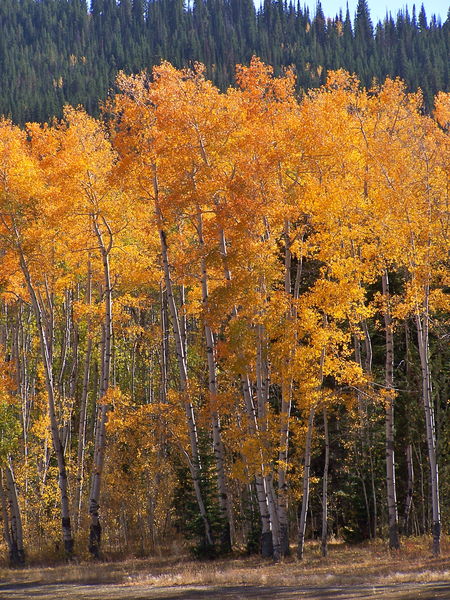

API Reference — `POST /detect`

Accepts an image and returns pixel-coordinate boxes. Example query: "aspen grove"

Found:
[0,59,449,564]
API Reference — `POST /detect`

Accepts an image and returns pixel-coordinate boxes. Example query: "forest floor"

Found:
[0,538,449,599]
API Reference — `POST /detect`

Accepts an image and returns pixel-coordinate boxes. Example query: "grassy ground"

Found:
[0,537,449,599]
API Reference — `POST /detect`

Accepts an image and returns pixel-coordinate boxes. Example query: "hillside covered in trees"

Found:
[0,60,449,565]
[0,0,449,123]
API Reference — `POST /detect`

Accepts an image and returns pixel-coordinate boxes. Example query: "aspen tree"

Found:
[234,58,300,559]
[29,107,129,557]
[0,59,447,561]
[159,70,240,550]
[382,272,400,549]
[3,462,24,565]
[0,371,24,565]
[366,80,449,555]
[112,67,216,550]
[74,261,92,529]
[0,120,75,557]
[297,406,315,559]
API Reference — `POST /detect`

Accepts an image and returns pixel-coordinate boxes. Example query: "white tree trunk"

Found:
[16,235,74,557]
[88,217,113,558]
[277,375,292,557]
[297,406,315,559]
[277,219,293,557]
[3,462,25,566]
[75,336,91,530]
[0,473,12,557]
[241,373,273,556]
[321,408,329,557]
[402,443,414,534]
[416,286,440,556]
[382,272,399,549]
[160,285,169,404]
[197,212,231,551]
[153,168,214,548]
[74,262,92,530]
[219,225,274,556]
[255,323,281,560]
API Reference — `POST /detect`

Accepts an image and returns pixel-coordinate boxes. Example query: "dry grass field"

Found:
[0,537,449,599]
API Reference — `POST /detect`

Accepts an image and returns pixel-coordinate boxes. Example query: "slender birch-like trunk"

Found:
[402,324,414,535]
[153,167,214,548]
[197,212,231,552]
[74,261,92,530]
[355,459,372,539]
[265,473,281,561]
[359,319,378,537]
[75,336,91,529]
[160,285,169,404]
[68,290,79,402]
[416,443,426,534]
[57,289,71,397]
[255,323,281,561]
[218,224,273,556]
[403,443,414,535]
[277,238,304,556]
[382,272,400,549]
[88,217,113,558]
[277,375,292,556]
[298,340,323,559]
[241,373,273,557]
[5,462,25,564]
[15,233,74,557]
[353,331,373,537]
[8,304,30,510]
[416,286,440,556]
[205,337,230,552]
[2,462,25,566]
[60,290,76,453]
[362,319,373,374]
[297,406,315,559]
[0,473,12,557]
[254,219,280,560]
[321,408,330,557]
[277,220,293,557]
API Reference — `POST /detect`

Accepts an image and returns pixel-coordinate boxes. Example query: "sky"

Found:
[255,0,449,24]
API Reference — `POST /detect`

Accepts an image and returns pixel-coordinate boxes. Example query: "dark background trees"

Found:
[0,0,448,123]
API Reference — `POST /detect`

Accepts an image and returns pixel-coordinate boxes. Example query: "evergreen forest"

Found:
[0,58,449,565]
[0,0,449,123]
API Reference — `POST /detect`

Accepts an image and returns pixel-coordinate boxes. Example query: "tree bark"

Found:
[255,323,281,561]
[241,373,273,557]
[15,232,74,557]
[74,261,92,530]
[197,211,231,552]
[416,286,440,556]
[218,225,275,557]
[321,408,330,557]
[297,406,315,559]
[402,443,414,535]
[153,167,214,549]
[277,375,292,557]
[382,272,400,549]
[88,217,113,559]
[2,462,25,566]
[277,219,293,557]
[0,473,12,559]
[355,320,378,538]
[160,285,169,404]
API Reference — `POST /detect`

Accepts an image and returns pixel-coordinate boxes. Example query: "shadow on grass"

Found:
[1,581,450,600]
[148,582,450,600]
